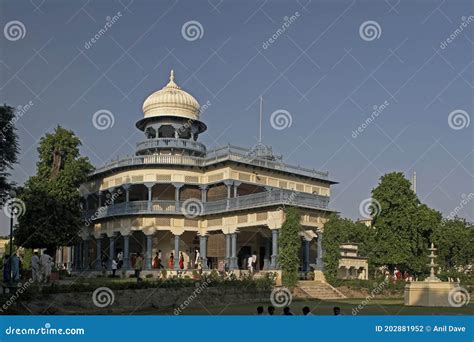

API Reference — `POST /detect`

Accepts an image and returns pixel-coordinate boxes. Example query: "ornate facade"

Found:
[73,71,337,274]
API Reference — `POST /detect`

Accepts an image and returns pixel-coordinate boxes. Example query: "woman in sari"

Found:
[179,252,184,270]
[168,252,174,269]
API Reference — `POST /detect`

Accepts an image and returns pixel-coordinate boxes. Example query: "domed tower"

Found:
[135,70,207,156]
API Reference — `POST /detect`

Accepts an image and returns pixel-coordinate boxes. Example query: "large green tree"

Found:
[278,207,302,288]
[371,172,442,275]
[0,105,20,201]
[15,126,93,254]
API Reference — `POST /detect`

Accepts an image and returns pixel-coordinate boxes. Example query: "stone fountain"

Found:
[404,243,458,307]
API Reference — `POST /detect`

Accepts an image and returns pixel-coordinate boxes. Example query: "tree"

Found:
[371,172,442,275]
[15,126,93,255]
[278,207,302,288]
[0,105,20,201]
[322,214,373,284]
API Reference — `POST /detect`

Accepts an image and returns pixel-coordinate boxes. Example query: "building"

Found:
[337,243,368,280]
[74,70,337,274]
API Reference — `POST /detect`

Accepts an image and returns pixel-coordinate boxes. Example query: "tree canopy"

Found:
[0,105,20,202]
[15,126,93,253]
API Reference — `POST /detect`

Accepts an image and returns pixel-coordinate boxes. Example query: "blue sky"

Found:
[0,0,473,234]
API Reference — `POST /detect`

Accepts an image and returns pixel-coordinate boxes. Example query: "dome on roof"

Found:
[142,70,200,120]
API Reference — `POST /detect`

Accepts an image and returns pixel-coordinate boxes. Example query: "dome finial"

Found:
[170,69,174,82]
[165,69,179,89]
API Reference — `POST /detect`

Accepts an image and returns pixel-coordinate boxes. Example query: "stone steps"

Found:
[297,281,347,300]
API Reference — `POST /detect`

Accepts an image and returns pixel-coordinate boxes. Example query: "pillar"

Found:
[145,234,153,269]
[316,231,324,270]
[200,235,208,270]
[98,191,102,207]
[174,235,181,270]
[224,180,232,209]
[263,238,271,270]
[302,239,310,272]
[225,234,231,267]
[123,235,130,269]
[233,181,241,198]
[67,246,72,269]
[173,183,184,211]
[109,236,115,269]
[230,233,237,270]
[96,237,102,270]
[270,229,278,269]
[145,182,154,211]
[199,185,208,203]
[123,184,130,210]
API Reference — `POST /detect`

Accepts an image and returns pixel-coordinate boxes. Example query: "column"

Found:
[224,180,233,209]
[225,234,231,267]
[73,244,79,271]
[145,234,153,270]
[316,231,324,271]
[174,235,180,270]
[109,188,116,205]
[57,247,63,268]
[263,238,271,270]
[199,185,208,203]
[270,229,279,269]
[145,182,154,211]
[109,236,115,269]
[96,237,102,269]
[67,246,72,269]
[78,241,83,270]
[98,191,102,207]
[123,235,130,269]
[123,184,130,210]
[302,239,310,272]
[230,233,237,270]
[233,181,241,198]
[200,235,208,270]
[83,196,89,212]
[173,183,184,211]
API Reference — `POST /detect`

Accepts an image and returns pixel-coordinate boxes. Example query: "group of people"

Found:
[2,251,53,284]
[256,305,342,316]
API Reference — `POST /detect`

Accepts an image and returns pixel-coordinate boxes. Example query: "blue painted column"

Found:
[144,183,154,211]
[230,233,238,270]
[173,183,184,212]
[123,235,130,269]
[109,236,115,269]
[263,238,271,270]
[96,237,102,270]
[84,239,90,270]
[145,234,153,270]
[123,184,130,211]
[199,185,208,203]
[270,229,279,269]
[174,235,180,270]
[302,239,310,272]
[200,235,208,270]
[225,234,231,267]
[316,231,324,270]
[224,180,233,209]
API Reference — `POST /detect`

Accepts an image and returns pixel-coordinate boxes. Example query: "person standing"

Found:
[31,252,40,282]
[152,252,159,269]
[197,257,203,275]
[134,253,143,282]
[117,251,123,269]
[252,251,257,272]
[247,255,253,274]
[10,253,20,282]
[168,252,174,269]
[111,258,118,277]
[194,248,200,268]
[179,252,184,270]
[40,251,52,283]
[2,255,10,282]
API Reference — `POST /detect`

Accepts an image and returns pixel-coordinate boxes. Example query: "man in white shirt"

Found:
[31,251,40,282]
[39,251,52,283]
[251,252,257,272]
[247,256,253,274]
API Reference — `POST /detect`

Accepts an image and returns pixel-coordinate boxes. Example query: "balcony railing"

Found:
[83,189,332,222]
[136,138,206,155]
[91,144,331,181]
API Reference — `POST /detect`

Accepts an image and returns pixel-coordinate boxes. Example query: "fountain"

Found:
[404,243,459,306]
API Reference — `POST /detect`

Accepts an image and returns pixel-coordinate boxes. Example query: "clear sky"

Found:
[0,0,473,235]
